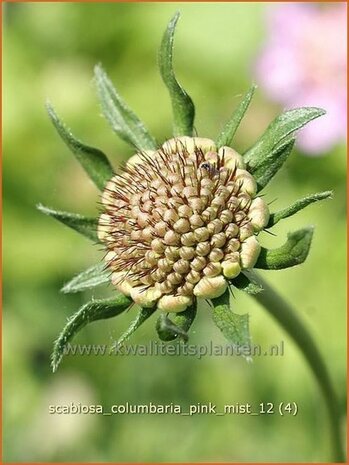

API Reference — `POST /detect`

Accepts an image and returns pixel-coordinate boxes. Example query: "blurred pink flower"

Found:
[256,3,347,155]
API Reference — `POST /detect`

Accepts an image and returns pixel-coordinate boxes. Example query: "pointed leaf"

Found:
[156,303,197,342]
[94,65,157,150]
[255,227,314,270]
[159,12,195,137]
[231,272,263,295]
[61,263,110,294]
[268,191,333,228]
[46,102,113,190]
[254,137,295,191]
[111,306,156,351]
[216,85,256,148]
[244,107,325,171]
[51,294,132,372]
[156,315,189,342]
[211,290,250,349]
[37,204,99,242]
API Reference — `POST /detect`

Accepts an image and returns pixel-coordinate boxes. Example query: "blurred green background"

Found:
[3,2,346,462]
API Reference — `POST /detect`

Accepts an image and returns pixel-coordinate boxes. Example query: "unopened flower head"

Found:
[44,12,329,374]
[98,137,269,312]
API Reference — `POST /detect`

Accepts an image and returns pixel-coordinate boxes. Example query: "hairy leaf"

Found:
[255,227,314,270]
[159,12,195,137]
[62,263,110,294]
[268,191,333,227]
[95,65,157,150]
[244,107,325,180]
[253,138,295,190]
[216,85,256,148]
[111,307,156,351]
[231,272,263,295]
[37,204,99,242]
[211,290,250,350]
[46,102,113,190]
[52,294,132,372]
[156,303,197,342]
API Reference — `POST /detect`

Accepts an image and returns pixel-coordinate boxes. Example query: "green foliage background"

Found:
[3,2,346,462]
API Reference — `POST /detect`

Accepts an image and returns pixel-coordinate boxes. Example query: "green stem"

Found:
[249,271,345,462]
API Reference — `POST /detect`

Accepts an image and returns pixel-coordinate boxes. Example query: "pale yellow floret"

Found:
[101,178,117,206]
[193,275,227,299]
[127,150,157,166]
[235,169,257,196]
[222,260,241,279]
[193,137,216,153]
[162,137,216,155]
[218,146,245,169]
[248,197,270,231]
[203,262,222,277]
[130,286,162,308]
[240,236,261,269]
[162,137,192,153]
[105,251,117,262]
[97,213,111,242]
[239,224,254,242]
[157,295,192,313]
[111,272,134,296]
[204,151,219,165]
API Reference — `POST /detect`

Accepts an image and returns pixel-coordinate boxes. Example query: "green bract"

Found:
[39,13,330,372]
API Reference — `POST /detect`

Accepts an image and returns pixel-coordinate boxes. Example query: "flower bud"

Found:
[240,236,261,269]
[218,146,245,169]
[222,260,241,279]
[193,276,227,298]
[235,169,257,196]
[248,197,270,231]
[99,137,266,311]
[131,286,162,308]
[157,295,192,312]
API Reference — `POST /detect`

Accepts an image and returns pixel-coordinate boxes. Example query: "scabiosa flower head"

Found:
[255,3,347,155]
[98,137,269,311]
[41,12,331,372]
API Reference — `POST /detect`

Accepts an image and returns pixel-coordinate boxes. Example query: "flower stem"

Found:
[248,271,345,462]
